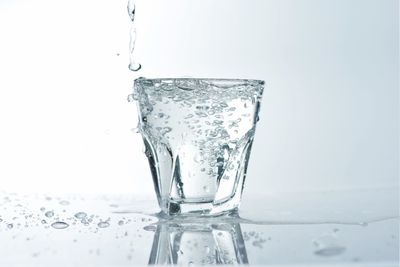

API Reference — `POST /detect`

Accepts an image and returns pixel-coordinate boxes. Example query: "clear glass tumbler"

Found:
[132,78,264,216]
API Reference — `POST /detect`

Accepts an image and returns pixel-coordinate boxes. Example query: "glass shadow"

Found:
[147,219,248,265]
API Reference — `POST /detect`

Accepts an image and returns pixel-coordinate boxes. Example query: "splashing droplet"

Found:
[51,222,69,229]
[127,93,138,102]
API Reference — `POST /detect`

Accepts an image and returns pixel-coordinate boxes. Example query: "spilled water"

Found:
[0,191,398,265]
[127,0,141,71]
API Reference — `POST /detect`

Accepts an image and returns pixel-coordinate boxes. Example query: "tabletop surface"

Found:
[0,188,398,266]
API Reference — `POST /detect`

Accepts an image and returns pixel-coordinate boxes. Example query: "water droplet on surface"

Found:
[45,211,54,218]
[51,222,69,229]
[118,220,124,226]
[59,200,70,206]
[40,207,46,212]
[143,225,157,231]
[7,223,13,229]
[41,220,47,224]
[98,221,110,228]
[74,212,87,219]
[314,246,346,257]
[203,186,210,193]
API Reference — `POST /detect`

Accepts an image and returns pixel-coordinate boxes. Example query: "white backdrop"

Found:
[0,0,398,195]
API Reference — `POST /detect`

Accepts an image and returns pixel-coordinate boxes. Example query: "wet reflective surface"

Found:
[0,188,398,266]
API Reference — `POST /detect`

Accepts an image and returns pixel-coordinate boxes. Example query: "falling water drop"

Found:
[127,0,141,71]
[51,222,69,229]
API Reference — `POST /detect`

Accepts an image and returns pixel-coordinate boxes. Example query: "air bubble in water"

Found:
[51,222,69,229]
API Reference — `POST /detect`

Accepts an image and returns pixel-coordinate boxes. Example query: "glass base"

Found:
[160,195,242,217]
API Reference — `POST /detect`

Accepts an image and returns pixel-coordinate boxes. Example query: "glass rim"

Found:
[134,77,265,87]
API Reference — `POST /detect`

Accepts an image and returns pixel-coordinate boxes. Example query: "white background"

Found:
[0,0,398,196]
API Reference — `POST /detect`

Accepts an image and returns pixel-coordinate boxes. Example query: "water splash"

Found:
[127,0,141,71]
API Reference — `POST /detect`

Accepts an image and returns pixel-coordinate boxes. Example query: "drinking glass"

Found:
[132,78,264,216]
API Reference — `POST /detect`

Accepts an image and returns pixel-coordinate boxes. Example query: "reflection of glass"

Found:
[148,221,248,265]
[133,78,264,216]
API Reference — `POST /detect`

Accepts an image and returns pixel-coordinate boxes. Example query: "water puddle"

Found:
[110,188,399,226]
